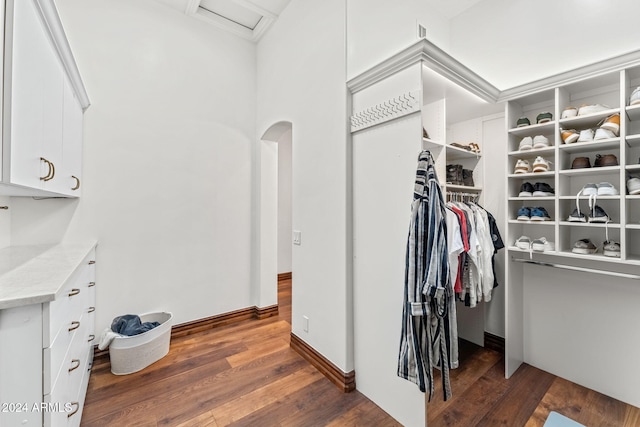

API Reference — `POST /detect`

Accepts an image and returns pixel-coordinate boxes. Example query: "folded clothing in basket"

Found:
[111,314,160,336]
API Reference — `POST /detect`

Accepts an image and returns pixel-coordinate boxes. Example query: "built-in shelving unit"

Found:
[505,67,640,265]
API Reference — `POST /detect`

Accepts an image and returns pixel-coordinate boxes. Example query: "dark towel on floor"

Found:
[111,314,160,336]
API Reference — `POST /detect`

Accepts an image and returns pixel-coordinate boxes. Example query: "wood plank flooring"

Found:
[81,280,400,426]
[83,280,640,426]
[427,340,640,427]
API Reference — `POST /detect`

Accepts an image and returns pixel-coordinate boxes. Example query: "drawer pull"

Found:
[68,359,81,372]
[88,334,95,342]
[68,288,81,297]
[88,260,96,265]
[71,175,80,190]
[88,282,96,287]
[88,306,96,313]
[67,402,79,418]
[69,321,80,331]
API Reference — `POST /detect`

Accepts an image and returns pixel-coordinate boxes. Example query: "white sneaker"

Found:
[577,104,611,116]
[519,136,533,151]
[515,236,532,250]
[630,87,640,106]
[594,128,616,140]
[597,182,619,196]
[532,135,550,149]
[532,237,555,252]
[628,177,640,195]
[577,129,594,142]
[581,183,598,196]
[532,156,551,172]
[561,107,578,119]
[514,159,531,174]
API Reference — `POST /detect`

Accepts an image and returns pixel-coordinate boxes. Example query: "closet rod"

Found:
[511,258,640,280]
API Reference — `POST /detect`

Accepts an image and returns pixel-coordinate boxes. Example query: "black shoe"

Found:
[532,182,554,197]
[588,205,610,223]
[568,208,586,222]
[446,164,463,185]
[462,169,474,187]
[518,182,534,197]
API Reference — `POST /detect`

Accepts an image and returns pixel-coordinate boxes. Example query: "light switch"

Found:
[293,230,301,245]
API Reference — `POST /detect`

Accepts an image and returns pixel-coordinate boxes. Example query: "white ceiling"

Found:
[153,0,484,41]
[425,0,485,19]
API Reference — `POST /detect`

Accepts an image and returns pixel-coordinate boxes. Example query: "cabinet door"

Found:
[9,0,47,189]
[41,38,65,194]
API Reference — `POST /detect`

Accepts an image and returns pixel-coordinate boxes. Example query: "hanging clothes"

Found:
[397,150,454,401]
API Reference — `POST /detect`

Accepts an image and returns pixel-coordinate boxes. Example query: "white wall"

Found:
[346,0,451,80]
[12,0,257,330]
[523,264,640,407]
[480,115,506,337]
[259,139,278,308]
[450,0,640,89]
[277,129,292,274]
[257,0,350,370]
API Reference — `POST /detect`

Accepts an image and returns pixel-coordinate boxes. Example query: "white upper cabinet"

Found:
[2,0,89,197]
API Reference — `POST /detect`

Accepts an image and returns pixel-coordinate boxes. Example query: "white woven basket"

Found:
[109,312,173,375]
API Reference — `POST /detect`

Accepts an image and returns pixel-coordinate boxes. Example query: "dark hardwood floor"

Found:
[83,279,640,426]
[81,280,400,426]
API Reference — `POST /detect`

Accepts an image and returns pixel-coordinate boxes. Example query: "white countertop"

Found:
[0,241,97,310]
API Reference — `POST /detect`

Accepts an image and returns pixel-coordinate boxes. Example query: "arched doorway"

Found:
[258,121,292,319]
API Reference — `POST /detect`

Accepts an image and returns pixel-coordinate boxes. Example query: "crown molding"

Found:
[497,49,640,102]
[347,39,640,105]
[347,39,500,103]
[34,0,90,110]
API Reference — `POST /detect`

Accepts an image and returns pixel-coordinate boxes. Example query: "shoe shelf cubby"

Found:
[505,66,640,265]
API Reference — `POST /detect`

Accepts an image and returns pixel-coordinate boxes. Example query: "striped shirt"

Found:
[397,150,453,401]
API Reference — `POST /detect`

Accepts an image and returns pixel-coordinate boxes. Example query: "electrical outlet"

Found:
[303,315,309,332]
[293,230,301,245]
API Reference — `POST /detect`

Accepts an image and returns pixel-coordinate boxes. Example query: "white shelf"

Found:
[625,134,640,147]
[509,247,638,265]
[422,138,444,149]
[553,250,632,264]
[558,138,620,153]
[509,196,555,201]
[445,144,482,160]
[558,107,619,128]
[558,166,620,176]
[508,147,555,157]
[625,195,640,199]
[508,171,555,178]
[558,221,621,228]
[625,224,640,229]
[508,220,555,225]
[625,104,640,121]
[445,184,482,192]
[508,246,556,255]
[626,164,640,171]
[558,195,620,200]
[507,121,555,136]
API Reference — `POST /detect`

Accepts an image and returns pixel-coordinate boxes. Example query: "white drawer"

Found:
[71,348,94,427]
[43,250,96,347]
[45,309,90,395]
[45,344,88,427]
[43,265,88,348]
[43,365,69,427]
